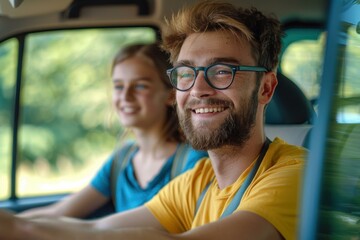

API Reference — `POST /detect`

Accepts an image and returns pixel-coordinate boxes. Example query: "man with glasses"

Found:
[0,1,306,239]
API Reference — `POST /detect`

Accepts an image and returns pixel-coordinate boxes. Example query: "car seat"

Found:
[265,72,316,148]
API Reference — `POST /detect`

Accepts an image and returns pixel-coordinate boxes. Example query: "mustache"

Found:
[184,98,234,109]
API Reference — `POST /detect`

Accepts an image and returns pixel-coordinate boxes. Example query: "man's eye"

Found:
[176,69,194,80]
[208,66,232,77]
[179,73,194,79]
[217,69,232,75]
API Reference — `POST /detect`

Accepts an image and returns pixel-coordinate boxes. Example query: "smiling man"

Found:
[0,1,306,239]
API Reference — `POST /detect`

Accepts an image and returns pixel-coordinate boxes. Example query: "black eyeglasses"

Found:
[166,63,268,91]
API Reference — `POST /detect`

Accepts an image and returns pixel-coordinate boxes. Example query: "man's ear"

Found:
[259,72,278,105]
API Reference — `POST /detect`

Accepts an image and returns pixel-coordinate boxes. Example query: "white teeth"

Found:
[194,107,224,114]
[122,107,136,113]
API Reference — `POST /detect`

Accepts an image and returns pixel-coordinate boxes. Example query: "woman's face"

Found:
[112,56,172,130]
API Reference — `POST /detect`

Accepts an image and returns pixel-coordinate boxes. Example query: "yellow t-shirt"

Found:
[145,138,306,240]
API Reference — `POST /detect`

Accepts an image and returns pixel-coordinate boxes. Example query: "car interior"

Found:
[0,0,359,238]
[265,72,316,148]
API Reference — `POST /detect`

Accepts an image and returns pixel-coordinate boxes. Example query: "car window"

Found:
[0,27,157,199]
[0,38,17,200]
[281,25,360,124]
[281,28,324,111]
[336,23,360,123]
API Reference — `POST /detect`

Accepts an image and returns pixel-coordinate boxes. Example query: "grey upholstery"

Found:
[266,72,315,125]
[265,72,316,147]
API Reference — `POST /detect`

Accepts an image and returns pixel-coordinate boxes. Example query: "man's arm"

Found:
[1,207,282,240]
[66,210,284,240]
[1,206,169,240]
[19,185,109,218]
[178,210,283,240]
[93,205,166,231]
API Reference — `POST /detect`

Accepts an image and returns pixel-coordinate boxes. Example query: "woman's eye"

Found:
[134,83,148,90]
[114,84,124,90]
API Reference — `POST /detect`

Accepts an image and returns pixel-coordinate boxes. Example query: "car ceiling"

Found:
[0,0,327,41]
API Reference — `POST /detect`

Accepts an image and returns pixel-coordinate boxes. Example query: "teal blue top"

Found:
[90,143,208,212]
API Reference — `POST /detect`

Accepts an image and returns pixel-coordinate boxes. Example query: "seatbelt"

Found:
[110,143,192,210]
[194,138,271,219]
[110,141,137,209]
[170,143,192,179]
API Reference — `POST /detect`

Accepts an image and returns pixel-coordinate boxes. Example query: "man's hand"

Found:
[0,209,23,240]
[0,206,168,240]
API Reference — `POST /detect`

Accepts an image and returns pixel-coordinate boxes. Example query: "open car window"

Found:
[281,28,324,109]
[0,27,157,201]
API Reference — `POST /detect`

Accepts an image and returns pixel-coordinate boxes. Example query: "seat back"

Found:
[265,72,316,147]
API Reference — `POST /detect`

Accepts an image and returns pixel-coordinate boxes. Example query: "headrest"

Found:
[265,72,316,124]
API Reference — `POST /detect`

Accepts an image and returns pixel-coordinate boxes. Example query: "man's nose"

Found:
[190,71,217,98]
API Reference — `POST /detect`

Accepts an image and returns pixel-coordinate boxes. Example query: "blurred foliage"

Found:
[316,10,360,238]
[281,29,324,101]
[317,92,360,237]
[282,25,360,117]
[318,210,360,239]
[281,6,360,237]
[0,27,156,172]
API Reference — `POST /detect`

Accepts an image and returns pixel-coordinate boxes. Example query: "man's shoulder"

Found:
[187,157,212,176]
[266,137,307,167]
[174,157,213,188]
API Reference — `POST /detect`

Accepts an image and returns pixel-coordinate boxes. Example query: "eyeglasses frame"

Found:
[166,63,268,91]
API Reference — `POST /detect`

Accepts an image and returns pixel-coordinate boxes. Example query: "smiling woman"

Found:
[15,42,208,218]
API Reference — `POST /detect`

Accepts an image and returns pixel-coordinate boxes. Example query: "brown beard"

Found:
[177,88,258,150]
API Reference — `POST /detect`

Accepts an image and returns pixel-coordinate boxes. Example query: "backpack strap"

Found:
[170,143,192,179]
[110,141,137,210]
[194,138,272,219]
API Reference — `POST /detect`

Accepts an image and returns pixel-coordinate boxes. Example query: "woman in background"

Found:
[20,43,208,217]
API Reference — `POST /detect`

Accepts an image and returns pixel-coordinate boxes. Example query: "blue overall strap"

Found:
[110,141,137,209]
[170,143,191,179]
[195,180,212,215]
[220,138,271,219]
[194,138,271,219]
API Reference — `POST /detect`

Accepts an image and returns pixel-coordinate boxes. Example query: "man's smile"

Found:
[193,107,226,114]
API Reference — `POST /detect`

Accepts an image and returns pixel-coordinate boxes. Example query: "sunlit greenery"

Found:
[281,32,325,101]
[282,25,360,123]
[20,28,156,167]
